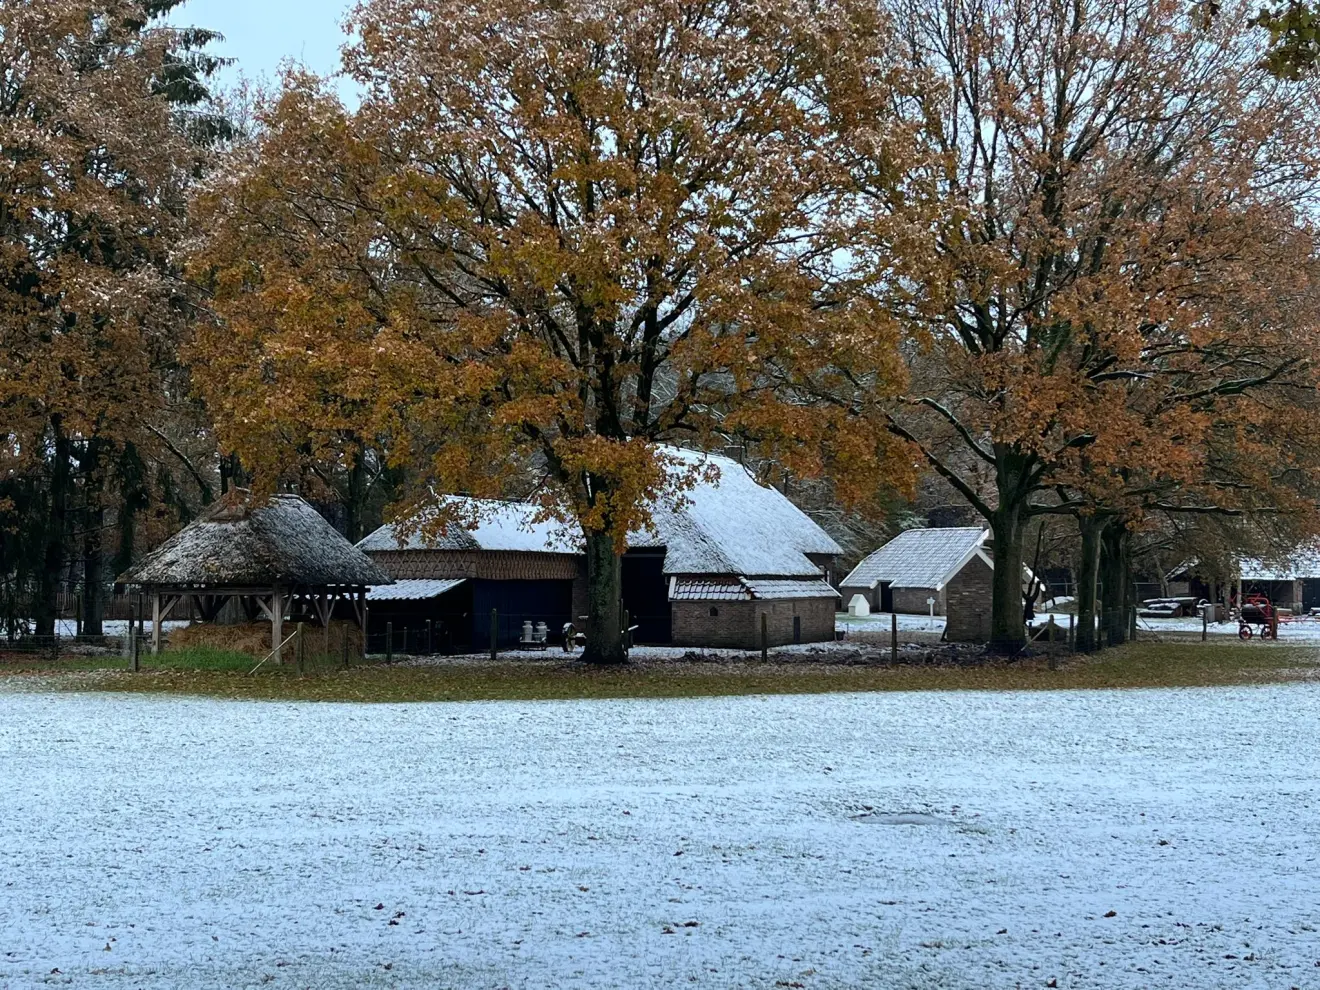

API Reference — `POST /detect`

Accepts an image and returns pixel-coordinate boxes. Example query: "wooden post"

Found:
[386,621,393,665]
[760,611,768,661]
[490,608,498,661]
[1202,607,1208,642]
[151,592,162,655]
[891,611,898,663]
[1130,605,1137,641]
[342,625,350,668]
[623,609,631,650]
[129,605,140,672]
[75,593,82,638]
[361,601,369,661]
[1068,613,1075,650]
[270,588,284,665]
[296,622,306,675]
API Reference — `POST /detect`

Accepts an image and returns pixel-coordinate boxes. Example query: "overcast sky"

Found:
[171,0,355,95]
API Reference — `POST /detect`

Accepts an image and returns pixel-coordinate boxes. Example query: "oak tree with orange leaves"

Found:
[191,0,912,663]
[865,0,1320,651]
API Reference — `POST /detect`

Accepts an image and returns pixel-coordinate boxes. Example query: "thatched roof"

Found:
[120,494,391,589]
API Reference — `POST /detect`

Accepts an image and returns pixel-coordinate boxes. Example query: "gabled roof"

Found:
[357,447,841,579]
[357,498,581,554]
[1239,548,1320,581]
[630,447,840,577]
[367,578,466,602]
[120,494,391,588]
[841,527,988,591]
[668,576,839,602]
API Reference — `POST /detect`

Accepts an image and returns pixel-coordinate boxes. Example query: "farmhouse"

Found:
[358,448,842,651]
[118,493,391,660]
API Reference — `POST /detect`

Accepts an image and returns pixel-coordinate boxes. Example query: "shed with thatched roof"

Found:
[119,493,391,662]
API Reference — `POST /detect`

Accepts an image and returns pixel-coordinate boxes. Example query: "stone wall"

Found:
[945,555,994,642]
[671,598,834,650]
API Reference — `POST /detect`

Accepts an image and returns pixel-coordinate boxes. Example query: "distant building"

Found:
[358,448,842,651]
[839,527,989,616]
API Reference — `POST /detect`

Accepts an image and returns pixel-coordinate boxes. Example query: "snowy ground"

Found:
[43,619,189,639]
[2,686,1318,989]
[838,610,1320,643]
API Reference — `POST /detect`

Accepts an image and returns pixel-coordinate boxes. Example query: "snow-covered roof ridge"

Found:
[636,447,841,577]
[357,446,841,578]
[841,527,989,591]
[357,497,583,554]
[120,493,391,588]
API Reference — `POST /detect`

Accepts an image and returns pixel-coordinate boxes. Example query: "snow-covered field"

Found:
[2,685,1318,989]
[838,609,1320,642]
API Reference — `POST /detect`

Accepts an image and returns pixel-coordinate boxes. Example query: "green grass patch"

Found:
[1,640,1313,704]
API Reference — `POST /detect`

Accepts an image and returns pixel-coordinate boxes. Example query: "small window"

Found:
[709,606,720,617]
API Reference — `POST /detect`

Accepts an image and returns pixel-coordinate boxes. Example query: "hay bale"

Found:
[169,620,363,659]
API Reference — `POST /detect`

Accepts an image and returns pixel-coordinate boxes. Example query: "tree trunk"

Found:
[1101,524,1130,647]
[345,455,367,543]
[34,420,71,638]
[82,445,106,637]
[582,529,626,664]
[1075,515,1108,653]
[988,505,1025,653]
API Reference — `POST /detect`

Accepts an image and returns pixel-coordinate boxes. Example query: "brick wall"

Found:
[945,554,993,642]
[368,549,581,582]
[892,586,945,615]
[672,597,834,649]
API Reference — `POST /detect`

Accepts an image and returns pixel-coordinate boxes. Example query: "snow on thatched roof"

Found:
[357,498,582,554]
[631,447,841,577]
[357,447,840,579]
[120,494,391,588]
[841,527,989,591]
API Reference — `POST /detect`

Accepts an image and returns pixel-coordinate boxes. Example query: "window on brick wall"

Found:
[709,606,719,617]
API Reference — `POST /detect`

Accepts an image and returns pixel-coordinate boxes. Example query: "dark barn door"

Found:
[472,580,575,648]
[879,582,894,613]
[622,551,671,644]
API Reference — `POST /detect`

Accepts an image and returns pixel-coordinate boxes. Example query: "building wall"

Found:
[892,586,946,616]
[672,598,834,649]
[368,548,582,582]
[838,584,874,612]
[945,555,994,642]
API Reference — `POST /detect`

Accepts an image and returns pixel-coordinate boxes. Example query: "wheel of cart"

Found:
[1239,594,1276,641]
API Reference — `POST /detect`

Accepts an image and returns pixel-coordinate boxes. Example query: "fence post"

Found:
[1068,612,1075,651]
[386,621,393,665]
[891,611,898,663]
[1202,607,1208,642]
[75,593,82,639]
[1130,606,1137,642]
[129,605,140,672]
[296,622,305,675]
[761,612,768,661]
[342,625,350,668]
[623,609,631,650]
[490,609,498,662]
[362,605,369,662]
